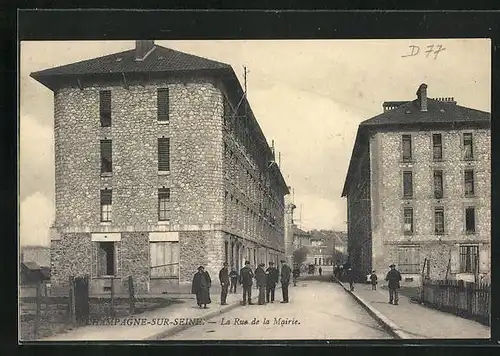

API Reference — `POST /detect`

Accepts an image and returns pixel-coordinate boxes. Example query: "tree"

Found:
[292,246,309,265]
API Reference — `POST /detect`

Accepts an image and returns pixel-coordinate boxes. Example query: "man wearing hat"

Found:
[191,266,212,308]
[385,264,402,305]
[239,261,254,305]
[279,260,292,303]
[255,263,267,305]
[219,262,230,305]
[265,261,279,303]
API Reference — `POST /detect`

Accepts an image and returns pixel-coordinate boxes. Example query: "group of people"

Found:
[191,260,294,308]
[332,263,403,305]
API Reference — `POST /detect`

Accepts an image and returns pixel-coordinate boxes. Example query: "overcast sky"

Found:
[19,39,490,246]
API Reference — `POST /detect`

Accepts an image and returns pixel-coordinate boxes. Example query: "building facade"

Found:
[31,41,289,294]
[342,84,491,286]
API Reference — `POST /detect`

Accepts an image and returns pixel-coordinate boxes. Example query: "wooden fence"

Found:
[421,279,490,326]
[20,275,136,340]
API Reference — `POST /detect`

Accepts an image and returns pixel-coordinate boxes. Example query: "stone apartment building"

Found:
[342,84,491,286]
[30,41,288,294]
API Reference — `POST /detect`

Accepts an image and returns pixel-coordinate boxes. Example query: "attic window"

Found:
[440,109,445,112]
[405,109,411,114]
[116,57,123,62]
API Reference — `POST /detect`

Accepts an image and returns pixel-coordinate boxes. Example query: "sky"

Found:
[19,39,491,246]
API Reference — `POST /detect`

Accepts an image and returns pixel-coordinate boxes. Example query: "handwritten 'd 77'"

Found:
[402,45,446,59]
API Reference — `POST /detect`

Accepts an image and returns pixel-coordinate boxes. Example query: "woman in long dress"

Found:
[191,266,212,308]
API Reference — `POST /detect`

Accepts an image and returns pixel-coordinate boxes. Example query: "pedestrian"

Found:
[385,264,402,305]
[219,262,230,305]
[239,261,254,305]
[319,266,323,276]
[265,261,278,303]
[347,268,354,291]
[191,266,211,309]
[229,267,238,294]
[280,260,291,303]
[370,270,378,290]
[255,263,267,305]
[292,265,300,286]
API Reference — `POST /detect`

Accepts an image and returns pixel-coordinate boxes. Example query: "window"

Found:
[463,133,474,160]
[157,88,169,122]
[459,245,479,273]
[97,242,115,276]
[150,241,179,278]
[465,207,476,234]
[100,189,112,222]
[403,171,413,198]
[464,169,475,197]
[434,170,443,199]
[398,246,420,273]
[100,90,111,127]
[158,188,171,221]
[100,140,112,173]
[402,135,412,161]
[432,134,443,160]
[158,138,170,171]
[434,208,444,235]
[403,208,414,234]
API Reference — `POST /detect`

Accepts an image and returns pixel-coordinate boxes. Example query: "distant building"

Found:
[31,40,289,294]
[342,84,491,285]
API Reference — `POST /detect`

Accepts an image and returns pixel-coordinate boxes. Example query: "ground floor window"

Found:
[150,241,179,278]
[97,242,116,276]
[397,246,420,274]
[460,245,479,273]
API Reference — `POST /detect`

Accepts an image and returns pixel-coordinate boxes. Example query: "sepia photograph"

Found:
[19,38,491,342]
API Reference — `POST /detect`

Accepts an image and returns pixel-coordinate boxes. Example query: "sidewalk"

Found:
[39,288,260,341]
[339,281,490,339]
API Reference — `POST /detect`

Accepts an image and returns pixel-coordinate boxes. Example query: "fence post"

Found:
[128,275,135,315]
[110,276,115,317]
[69,276,76,325]
[33,281,41,340]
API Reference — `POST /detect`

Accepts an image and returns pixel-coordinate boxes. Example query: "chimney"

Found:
[135,40,155,61]
[416,83,428,112]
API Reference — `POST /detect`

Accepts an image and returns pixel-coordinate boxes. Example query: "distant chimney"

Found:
[416,83,428,112]
[135,40,155,61]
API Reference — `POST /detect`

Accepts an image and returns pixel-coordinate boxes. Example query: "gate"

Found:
[74,275,90,325]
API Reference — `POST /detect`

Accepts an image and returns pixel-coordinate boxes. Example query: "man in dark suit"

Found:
[255,263,267,305]
[280,260,291,303]
[239,261,254,305]
[219,262,230,305]
[385,264,402,305]
[265,261,279,303]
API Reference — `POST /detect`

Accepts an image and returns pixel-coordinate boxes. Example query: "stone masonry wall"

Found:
[52,77,226,289]
[371,128,491,283]
[120,232,150,294]
[50,233,92,288]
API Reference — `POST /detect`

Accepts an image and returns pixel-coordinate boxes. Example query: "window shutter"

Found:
[158,138,170,171]
[100,140,112,173]
[157,88,169,121]
[100,189,112,205]
[100,90,111,126]
[450,245,459,274]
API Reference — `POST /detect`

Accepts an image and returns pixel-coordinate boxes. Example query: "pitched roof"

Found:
[30,45,231,80]
[341,93,490,197]
[362,99,490,127]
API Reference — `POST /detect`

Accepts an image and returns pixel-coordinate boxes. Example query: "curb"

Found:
[145,296,257,340]
[334,278,410,339]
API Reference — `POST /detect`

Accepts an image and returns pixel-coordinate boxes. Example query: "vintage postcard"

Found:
[19,38,491,342]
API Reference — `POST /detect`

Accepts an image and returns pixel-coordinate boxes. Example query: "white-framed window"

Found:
[464,169,475,197]
[100,189,112,222]
[459,244,479,273]
[432,133,443,160]
[402,134,412,161]
[403,207,413,235]
[158,188,171,221]
[463,133,474,160]
[434,207,445,235]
